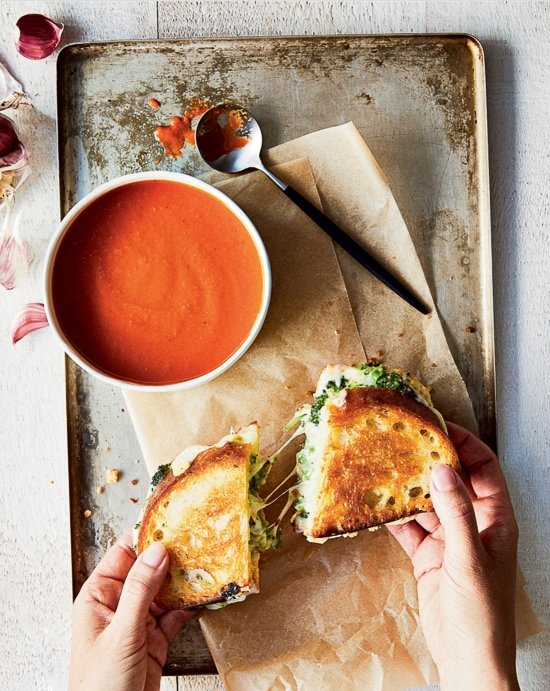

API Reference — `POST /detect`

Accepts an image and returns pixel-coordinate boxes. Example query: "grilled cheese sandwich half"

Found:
[288,364,460,542]
[135,423,279,609]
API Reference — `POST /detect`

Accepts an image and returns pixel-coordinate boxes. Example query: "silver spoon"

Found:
[195,104,428,315]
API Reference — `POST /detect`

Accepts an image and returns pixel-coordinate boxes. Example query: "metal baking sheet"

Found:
[58,34,492,676]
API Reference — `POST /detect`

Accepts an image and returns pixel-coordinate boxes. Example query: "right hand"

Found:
[387,422,520,690]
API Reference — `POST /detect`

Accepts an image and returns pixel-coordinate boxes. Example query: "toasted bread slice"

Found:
[136,424,261,609]
[291,365,459,540]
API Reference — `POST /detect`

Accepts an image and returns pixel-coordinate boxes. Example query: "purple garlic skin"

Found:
[15,14,64,61]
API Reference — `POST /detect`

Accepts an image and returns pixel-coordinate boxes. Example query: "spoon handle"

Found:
[283,185,429,315]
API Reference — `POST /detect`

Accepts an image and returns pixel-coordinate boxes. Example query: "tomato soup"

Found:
[51,180,265,385]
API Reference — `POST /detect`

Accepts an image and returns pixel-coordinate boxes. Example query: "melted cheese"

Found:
[172,445,209,476]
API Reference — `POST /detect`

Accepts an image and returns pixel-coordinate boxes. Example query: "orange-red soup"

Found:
[52,180,265,385]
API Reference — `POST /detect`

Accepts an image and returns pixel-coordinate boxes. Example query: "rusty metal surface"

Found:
[58,34,492,676]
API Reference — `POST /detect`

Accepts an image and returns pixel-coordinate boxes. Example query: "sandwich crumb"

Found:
[431,362,438,368]
[129,497,138,503]
[334,329,339,335]
[130,479,139,486]
[96,486,105,494]
[104,446,112,453]
[83,509,92,518]
[396,332,404,337]
[106,468,120,484]
[464,325,476,333]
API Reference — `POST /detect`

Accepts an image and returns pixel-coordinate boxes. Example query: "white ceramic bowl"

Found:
[43,171,271,391]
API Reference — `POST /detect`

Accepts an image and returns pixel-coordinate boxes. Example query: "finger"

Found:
[92,531,137,584]
[158,609,196,642]
[386,520,428,559]
[430,464,483,568]
[414,511,441,535]
[112,542,169,632]
[446,422,512,502]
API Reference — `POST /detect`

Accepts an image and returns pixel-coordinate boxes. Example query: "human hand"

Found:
[387,422,519,691]
[69,532,193,691]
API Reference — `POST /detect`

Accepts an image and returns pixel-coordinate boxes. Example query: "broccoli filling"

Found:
[151,463,171,487]
[308,365,416,426]
[248,454,280,553]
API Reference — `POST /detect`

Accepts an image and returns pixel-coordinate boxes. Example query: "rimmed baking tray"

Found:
[58,34,492,675]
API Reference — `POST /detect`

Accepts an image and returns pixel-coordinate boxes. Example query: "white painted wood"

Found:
[1,1,548,690]
[158,0,427,36]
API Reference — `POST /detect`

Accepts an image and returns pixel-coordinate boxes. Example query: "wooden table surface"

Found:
[1,2,548,689]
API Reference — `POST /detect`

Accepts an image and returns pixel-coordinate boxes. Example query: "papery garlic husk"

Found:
[0,61,29,110]
[0,202,29,290]
[15,14,64,61]
[11,302,48,344]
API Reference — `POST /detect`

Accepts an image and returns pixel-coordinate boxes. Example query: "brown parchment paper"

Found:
[124,126,542,689]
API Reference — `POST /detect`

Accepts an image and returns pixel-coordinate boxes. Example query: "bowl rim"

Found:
[43,171,271,392]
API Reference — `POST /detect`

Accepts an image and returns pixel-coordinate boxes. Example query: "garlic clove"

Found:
[0,61,29,110]
[0,232,28,291]
[0,114,29,171]
[11,303,48,344]
[15,14,64,61]
[0,201,29,290]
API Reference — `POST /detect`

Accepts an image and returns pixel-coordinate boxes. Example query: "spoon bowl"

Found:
[196,104,286,189]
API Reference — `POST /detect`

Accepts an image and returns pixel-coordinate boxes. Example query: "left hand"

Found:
[69,531,193,691]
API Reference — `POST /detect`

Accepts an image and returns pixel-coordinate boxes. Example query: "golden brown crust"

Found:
[137,441,257,609]
[308,387,460,538]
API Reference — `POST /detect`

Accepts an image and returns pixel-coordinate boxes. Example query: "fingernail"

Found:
[432,464,459,492]
[141,541,167,567]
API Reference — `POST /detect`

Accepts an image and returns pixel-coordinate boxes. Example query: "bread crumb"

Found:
[130,479,139,486]
[50,480,55,485]
[96,486,105,494]
[104,446,112,453]
[134,459,140,464]
[396,332,404,338]
[431,363,438,368]
[83,509,92,518]
[130,497,138,503]
[334,329,339,335]
[106,468,120,484]
[464,325,476,333]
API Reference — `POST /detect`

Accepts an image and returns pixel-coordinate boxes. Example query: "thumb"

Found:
[430,464,483,568]
[113,542,169,632]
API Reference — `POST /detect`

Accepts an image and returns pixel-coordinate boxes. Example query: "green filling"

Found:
[248,454,280,553]
[308,365,414,426]
[151,463,171,487]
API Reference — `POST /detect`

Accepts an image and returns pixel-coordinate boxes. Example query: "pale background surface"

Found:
[0,2,548,690]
